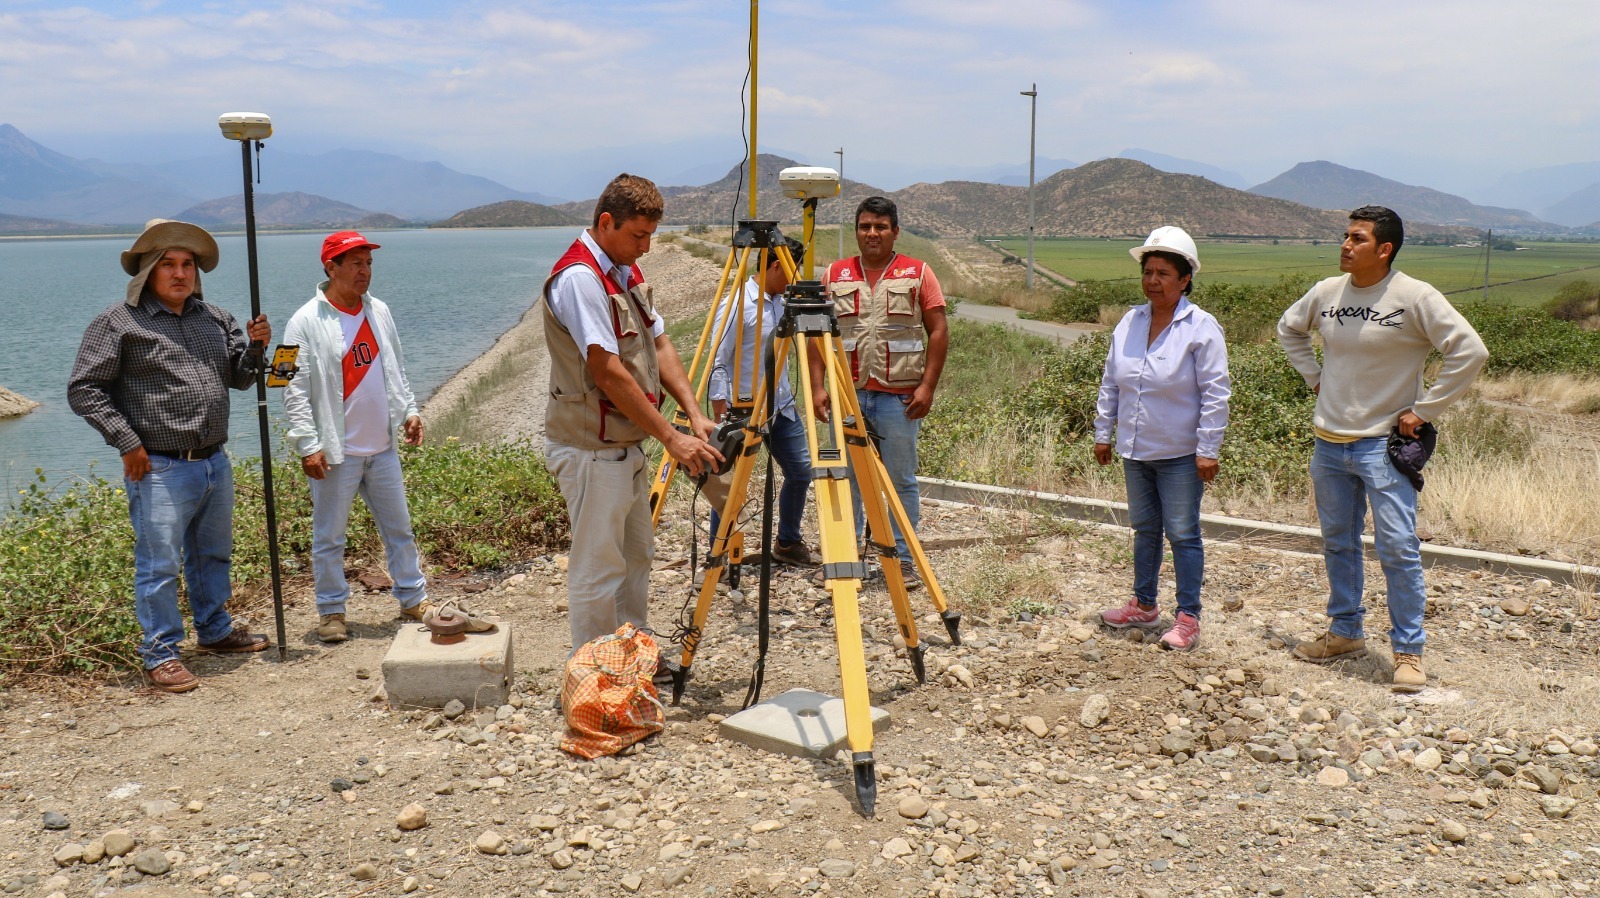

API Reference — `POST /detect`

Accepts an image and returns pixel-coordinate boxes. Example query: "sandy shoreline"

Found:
[420,241,726,443]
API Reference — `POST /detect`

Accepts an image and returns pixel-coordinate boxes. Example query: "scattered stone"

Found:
[1539,796,1579,819]
[396,803,428,831]
[330,777,354,793]
[140,799,181,818]
[403,875,420,892]
[1021,715,1049,738]
[131,847,171,876]
[621,873,643,892]
[662,866,691,887]
[898,795,930,819]
[51,844,83,867]
[1316,767,1350,788]
[1522,765,1562,795]
[751,820,785,833]
[102,830,135,858]
[474,830,507,855]
[882,837,913,859]
[41,811,69,831]
[819,858,857,877]
[80,839,105,864]
[1439,819,1469,842]
[1413,747,1443,771]
[1500,597,1530,616]
[442,698,467,719]
[549,849,574,869]
[1079,694,1110,728]
[1159,731,1195,756]
[351,862,379,881]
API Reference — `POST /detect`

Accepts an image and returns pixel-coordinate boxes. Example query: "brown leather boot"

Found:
[146,659,199,693]
[1292,630,1367,663]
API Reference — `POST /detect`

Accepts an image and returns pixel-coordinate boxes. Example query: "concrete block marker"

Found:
[718,688,890,759]
[382,623,513,710]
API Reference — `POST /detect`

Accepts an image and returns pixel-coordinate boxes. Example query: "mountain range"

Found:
[3,122,1598,235]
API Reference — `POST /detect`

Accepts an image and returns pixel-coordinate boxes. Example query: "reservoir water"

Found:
[0,228,578,492]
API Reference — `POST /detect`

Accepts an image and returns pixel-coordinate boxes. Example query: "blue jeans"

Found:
[710,409,814,546]
[1311,437,1426,655]
[851,390,921,558]
[309,447,428,615]
[126,451,238,668]
[1123,455,1205,618]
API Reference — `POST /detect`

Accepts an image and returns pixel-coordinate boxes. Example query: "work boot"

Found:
[316,613,349,643]
[1100,598,1163,630]
[1392,653,1426,693]
[1160,612,1200,652]
[771,540,817,566]
[897,559,923,591]
[398,600,436,623]
[146,659,199,693]
[197,626,270,654]
[1292,630,1367,663]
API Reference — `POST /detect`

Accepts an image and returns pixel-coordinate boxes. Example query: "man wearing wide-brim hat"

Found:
[68,219,274,693]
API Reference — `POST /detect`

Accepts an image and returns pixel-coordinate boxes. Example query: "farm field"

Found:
[992,237,1600,306]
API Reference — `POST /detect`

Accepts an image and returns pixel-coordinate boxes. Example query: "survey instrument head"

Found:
[218,112,272,141]
[779,166,840,201]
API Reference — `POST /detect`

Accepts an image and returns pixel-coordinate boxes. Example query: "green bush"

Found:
[1541,279,1599,322]
[1459,302,1600,376]
[1039,280,1143,324]
[0,440,567,677]
[1190,275,1316,345]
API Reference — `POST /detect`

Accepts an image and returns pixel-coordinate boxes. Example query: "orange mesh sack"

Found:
[559,624,665,759]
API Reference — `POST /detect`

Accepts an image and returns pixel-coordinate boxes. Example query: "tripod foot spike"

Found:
[942,610,963,646]
[852,752,877,817]
[669,664,690,706]
[908,644,927,685]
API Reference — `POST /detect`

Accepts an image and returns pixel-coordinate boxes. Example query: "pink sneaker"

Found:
[1100,598,1162,630]
[1161,612,1200,651]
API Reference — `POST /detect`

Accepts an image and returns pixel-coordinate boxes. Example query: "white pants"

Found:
[545,440,654,651]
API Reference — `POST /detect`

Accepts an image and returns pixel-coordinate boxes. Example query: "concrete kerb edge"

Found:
[918,477,1600,588]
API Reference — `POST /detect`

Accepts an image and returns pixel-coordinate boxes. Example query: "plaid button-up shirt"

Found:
[68,294,258,455]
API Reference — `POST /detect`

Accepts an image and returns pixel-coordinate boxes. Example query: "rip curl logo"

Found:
[1321,306,1405,328]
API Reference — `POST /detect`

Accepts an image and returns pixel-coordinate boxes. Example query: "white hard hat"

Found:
[1130,226,1201,274]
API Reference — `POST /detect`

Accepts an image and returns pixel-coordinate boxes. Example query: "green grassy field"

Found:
[992,237,1600,306]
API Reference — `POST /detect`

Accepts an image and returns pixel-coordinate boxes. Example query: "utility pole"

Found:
[1484,228,1492,299]
[834,147,845,260]
[1020,84,1037,289]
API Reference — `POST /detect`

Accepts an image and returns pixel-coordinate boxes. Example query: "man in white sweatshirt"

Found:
[1277,206,1488,693]
[284,231,431,643]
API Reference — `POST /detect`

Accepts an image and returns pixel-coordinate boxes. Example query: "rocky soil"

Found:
[2,497,1598,898]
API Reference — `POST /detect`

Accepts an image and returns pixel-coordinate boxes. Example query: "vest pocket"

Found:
[885,336,926,386]
[883,281,918,317]
[829,282,860,318]
[610,293,641,338]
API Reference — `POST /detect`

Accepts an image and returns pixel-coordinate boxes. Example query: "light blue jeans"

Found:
[851,389,921,558]
[309,447,428,616]
[126,451,238,669]
[1124,455,1205,619]
[1311,437,1426,655]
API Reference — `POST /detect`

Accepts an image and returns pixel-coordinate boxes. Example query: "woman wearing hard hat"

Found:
[1091,226,1231,651]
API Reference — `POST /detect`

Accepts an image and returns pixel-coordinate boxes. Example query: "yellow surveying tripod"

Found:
[647,205,962,816]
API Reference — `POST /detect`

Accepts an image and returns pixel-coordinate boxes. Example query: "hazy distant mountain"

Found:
[176,192,381,228]
[1482,162,1600,221]
[1117,149,1250,190]
[973,157,1078,187]
[0,124,199,224]
[433,200,581,229]
[1251,161,1542,229]
[1538,181,1600,228]
[897,159,1347,238]
[0,124,565,224]
[0,211,81,234]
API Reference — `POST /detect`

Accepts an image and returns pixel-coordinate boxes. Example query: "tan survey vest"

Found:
[826,254,929,391]
[542,238,662,449]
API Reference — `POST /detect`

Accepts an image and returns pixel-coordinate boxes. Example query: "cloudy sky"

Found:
[2,0,1595,200]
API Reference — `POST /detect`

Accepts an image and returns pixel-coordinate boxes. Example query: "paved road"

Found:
[950,302,1102,346]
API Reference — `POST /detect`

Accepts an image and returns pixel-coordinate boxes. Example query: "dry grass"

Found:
[1097,305,1131,327]
[1423,427,1600,558]
[1472,372,1600,414]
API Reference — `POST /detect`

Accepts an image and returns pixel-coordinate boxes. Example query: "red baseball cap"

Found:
[320,230,381,265]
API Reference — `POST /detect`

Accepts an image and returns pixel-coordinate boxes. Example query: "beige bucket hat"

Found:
[120,219,220,276]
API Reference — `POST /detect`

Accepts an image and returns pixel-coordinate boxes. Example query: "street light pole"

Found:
[1020,84,1037,289]
[834,147,845,260]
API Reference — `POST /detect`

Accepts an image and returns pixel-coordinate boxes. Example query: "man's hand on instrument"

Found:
[246,314,271,345]
[666,431,722,480]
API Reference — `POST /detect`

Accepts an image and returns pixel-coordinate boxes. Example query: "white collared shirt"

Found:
[546,229,665,359]
[1094,297,1231,460]
[707,277,796,419]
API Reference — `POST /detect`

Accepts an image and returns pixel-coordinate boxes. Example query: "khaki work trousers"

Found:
[545,440,655,652]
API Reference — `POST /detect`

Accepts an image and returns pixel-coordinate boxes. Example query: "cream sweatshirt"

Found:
[1277,270,1488,440]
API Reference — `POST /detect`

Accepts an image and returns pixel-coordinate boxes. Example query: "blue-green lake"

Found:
[0,228,578,491]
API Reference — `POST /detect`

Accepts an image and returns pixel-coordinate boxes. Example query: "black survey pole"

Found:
[237,137,289,661]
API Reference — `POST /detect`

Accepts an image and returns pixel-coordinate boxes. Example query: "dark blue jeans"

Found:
[1124,455,1205,618]
[710,410,813,546]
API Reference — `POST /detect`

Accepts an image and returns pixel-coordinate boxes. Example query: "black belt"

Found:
[148,444,224,461]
